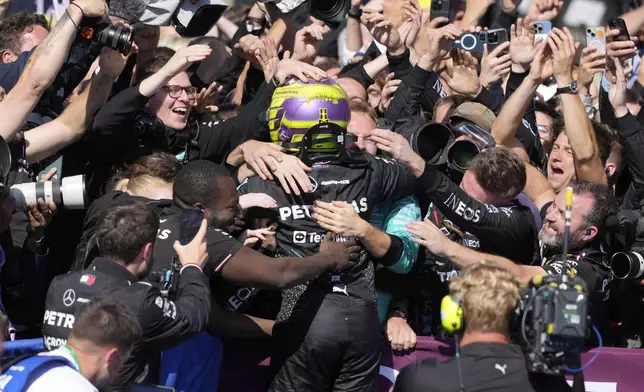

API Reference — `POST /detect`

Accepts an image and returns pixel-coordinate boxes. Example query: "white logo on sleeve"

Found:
[495,363,507,375]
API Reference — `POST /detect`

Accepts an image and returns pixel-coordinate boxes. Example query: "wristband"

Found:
[180,263,203,273]
[389,307,408,321]
[68,2,85,19]
[348,9,362,19]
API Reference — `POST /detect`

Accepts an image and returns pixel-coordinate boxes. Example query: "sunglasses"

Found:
[162,85,198,99]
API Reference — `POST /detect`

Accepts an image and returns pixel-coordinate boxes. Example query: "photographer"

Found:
[393,262,570,392]
[42,199,211,389]
[408,181,619,342]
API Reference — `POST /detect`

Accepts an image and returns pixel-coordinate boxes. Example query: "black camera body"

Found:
[75,17,134,56]
[515,274,589,375]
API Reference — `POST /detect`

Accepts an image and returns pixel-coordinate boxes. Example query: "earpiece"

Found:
[441,294,464,333]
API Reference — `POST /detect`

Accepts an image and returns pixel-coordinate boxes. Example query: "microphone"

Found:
[561,186,573,282]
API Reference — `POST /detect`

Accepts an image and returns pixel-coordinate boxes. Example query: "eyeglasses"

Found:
[162,85,198,99]
[537,124,553,135]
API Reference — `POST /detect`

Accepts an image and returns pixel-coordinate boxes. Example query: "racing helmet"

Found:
[267,78,350,153]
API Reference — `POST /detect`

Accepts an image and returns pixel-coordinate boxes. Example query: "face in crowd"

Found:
[539,189,597,251]
[347,109,378,156]
[147,71,195,131]
[547,132,576,193]
[206,175,241,230]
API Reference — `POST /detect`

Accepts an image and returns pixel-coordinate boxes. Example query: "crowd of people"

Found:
[0,0,643,390]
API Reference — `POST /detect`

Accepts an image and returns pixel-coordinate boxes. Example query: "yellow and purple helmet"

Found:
[267,78,350,153]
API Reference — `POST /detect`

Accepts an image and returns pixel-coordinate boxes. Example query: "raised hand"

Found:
[73,0,109,18]
[398,0,422,48]
[255,37,280,83]
[480,41,511,88]
[547,27,578,86]
[608,58,629,117]
[528,40,554,83]
[162,45,212,78]
[378,73,401,113]
[234,34,265,64]
[361,9,404,55]
[527,0,563,22]
[441,49,482,98]
[418,23,462,70]
[275,51,327,84]
[293,24,330,63]
[577,46,606,94]
[509,17,540,72]
[194,81,223,113]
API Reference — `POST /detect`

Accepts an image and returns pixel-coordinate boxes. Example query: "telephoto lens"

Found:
[10,175,86,211]
[96,24,135,55]
[309,0,351,28]
[447,140,480,173]
[610,251,644,280]
[397,122,454,166]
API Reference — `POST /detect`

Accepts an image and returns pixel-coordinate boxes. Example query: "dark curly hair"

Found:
[0,12,49,54]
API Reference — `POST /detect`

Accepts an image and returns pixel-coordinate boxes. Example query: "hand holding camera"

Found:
[479,42,511,88]
[73,0,109,19]
[418,23,462,71]
[577,46,606,95]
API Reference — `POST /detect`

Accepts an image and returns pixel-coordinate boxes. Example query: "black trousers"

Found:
[269,294,381,392]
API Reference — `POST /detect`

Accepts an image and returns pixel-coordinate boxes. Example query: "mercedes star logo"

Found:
[63,289,76,307]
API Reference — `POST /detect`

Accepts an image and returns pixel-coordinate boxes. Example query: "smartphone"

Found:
[533,21,552,41]
[179,208,204,245]
[585,27,606,54]
[128,385,175,392]
[453,30,506,53]
[608,18,630,41]
[486,29,508,51]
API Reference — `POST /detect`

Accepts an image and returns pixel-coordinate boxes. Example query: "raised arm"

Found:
[0,0,108,141]
[24,48,127,163]
[550,28,606,185]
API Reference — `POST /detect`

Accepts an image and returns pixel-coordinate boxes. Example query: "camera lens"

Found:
[460,34,477,51]
[96,25,134,55]
[448,140,480,173]
[488,32,498,44]
[610,252,644,279]
[587,29,592,33]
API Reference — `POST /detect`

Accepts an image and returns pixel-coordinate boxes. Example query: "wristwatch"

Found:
[271,75,282,87]
[348,8,362,19]
[556,80,579,95]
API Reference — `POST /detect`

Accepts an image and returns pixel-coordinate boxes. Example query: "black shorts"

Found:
[269,294,381,392]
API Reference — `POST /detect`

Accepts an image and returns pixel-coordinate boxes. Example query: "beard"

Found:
[538,225,564,251]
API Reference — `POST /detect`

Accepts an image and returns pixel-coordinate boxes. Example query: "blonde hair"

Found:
[114,175,171,198]
[449,262,520,334]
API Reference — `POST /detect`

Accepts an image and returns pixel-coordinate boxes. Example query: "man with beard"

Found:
[407,180,619,341]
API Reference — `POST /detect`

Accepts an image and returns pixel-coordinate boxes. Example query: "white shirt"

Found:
[25,347,98,392]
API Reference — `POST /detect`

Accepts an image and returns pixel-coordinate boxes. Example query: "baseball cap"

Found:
[449,102,496,133]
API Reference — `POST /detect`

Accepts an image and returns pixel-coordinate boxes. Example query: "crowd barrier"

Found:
[219,338,643,392]
[4,337,643,392]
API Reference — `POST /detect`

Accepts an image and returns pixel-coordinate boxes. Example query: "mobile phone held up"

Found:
[586,27,606,54]
[453,29,508,53]
[180,208,204,246]
[608,18,630,42]
[533,21,552,41]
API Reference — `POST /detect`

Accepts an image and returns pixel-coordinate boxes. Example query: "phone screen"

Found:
[180,208,204,245]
